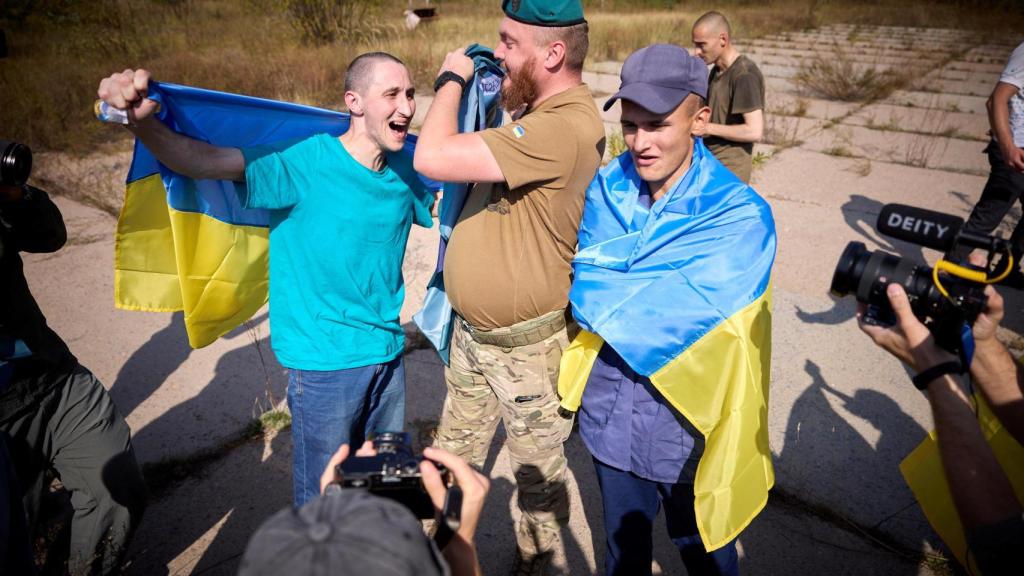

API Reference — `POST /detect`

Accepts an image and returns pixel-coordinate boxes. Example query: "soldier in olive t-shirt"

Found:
[693,10,766,184]
[444,83,603,329]
[413,2,604,567]
[705,55,765,183]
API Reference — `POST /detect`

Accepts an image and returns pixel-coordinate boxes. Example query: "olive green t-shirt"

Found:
[444,84,605,329]
[705,54,765,183]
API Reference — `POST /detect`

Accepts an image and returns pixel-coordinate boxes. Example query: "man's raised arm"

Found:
[97,69,245,181]
[413,49,504,184]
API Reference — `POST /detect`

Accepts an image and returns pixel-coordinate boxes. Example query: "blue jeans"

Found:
[287,356,405,506]
[594,457,739,576]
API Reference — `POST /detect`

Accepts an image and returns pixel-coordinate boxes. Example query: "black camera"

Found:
[0,140,32,187]
[831,204,1013,352]
[334,431,446,519]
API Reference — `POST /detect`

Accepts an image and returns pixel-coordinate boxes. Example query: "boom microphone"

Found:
[876,204,964,253]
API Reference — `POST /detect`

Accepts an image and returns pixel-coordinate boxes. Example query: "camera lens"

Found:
[0,139,32,186]
[830,241,869,297]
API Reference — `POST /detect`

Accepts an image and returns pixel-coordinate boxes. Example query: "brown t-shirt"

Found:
[705,54,765,183]
[443,84,605,329]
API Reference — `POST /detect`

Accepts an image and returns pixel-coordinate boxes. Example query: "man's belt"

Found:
[458,309,568,348]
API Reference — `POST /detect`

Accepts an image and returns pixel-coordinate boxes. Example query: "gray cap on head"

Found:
[238,489,449,576]
[604,44,709,115]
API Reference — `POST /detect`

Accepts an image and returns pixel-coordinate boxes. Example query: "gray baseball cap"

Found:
[238,489,449,576]
[603,44,709,115]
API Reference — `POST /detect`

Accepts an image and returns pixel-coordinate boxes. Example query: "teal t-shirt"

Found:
[241,133,434,370]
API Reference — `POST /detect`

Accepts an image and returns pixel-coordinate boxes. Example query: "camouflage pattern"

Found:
[435,313,576,567]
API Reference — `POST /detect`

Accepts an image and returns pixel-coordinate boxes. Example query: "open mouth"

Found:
[634,155,658,167]
[388,119,409,139]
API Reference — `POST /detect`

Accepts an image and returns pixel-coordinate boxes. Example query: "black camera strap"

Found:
[433,484,463,549]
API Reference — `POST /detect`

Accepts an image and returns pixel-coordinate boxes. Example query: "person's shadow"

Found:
[119,329,289,575]
[107,312,192,418]
[747,360,933,569]
[797,194,928,326]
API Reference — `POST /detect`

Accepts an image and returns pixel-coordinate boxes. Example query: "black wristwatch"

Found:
[434,71,467,94]
[912,360,965,391]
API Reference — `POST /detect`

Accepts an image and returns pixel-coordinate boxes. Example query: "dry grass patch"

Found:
[794,45,912,103]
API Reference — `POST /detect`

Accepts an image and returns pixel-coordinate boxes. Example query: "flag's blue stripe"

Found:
[569,141,776,377]
[124,82,440,227]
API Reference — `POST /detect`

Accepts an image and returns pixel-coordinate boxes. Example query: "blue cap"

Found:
[603,44,708,115]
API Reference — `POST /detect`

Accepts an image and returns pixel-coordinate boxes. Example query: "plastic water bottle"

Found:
[94,100,160,125]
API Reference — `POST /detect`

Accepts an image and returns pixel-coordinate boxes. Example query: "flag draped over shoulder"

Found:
[113,81,432,348]
[558,140,776,551]
[901,393,1024,572]
[414,44,504,364]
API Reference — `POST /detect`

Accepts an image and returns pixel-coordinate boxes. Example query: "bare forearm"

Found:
[971,338,1024,443]
[413,83,462,178]
[989,85,1016,146]
[129,117,244,181]
[442,539,482,576]
[706,122,761,143]
[928,374,1022,531]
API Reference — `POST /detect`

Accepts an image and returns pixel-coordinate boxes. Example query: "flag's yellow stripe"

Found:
[900,394,1024,572]
[115,174,183,311]
[557,288,773,552]
[115,173,270,348]
[651,288,773,551]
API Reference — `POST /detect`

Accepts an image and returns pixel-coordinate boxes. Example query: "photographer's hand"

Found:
[318,440,376,494]
[857,283,958,373]
[421,447,489,576]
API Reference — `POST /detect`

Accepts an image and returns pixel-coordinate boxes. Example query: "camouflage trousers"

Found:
[435,309,576,559]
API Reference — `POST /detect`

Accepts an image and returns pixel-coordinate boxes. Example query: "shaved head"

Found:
[693,11,731,38]
[344,52,405,95]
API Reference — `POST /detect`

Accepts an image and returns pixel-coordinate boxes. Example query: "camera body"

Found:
[831,204,1010,353]
[335,432,445,519]
[0,140,32,187]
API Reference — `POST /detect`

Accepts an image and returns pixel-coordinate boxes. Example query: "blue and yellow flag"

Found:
[112,82,431,348]
[559,140,776,551]
[414,45,504,364]
[901,393,1024,572]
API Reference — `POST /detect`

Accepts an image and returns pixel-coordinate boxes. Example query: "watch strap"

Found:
[434,71,467,93]
[912,361,964,390]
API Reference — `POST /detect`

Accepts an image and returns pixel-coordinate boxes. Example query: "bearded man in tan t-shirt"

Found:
[691,10,765,183]
[414,0,604,571]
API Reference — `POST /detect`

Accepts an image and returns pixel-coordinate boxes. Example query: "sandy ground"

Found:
[23,24,1024,576]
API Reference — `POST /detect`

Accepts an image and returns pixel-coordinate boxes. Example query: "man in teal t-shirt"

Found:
[96,52,433,505]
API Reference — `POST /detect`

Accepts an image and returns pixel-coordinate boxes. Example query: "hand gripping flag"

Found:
[558,140,777,551]
[110,82,434,348]
[414,44,504,364]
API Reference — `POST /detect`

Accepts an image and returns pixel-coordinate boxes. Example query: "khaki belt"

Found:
[458,309,568,348]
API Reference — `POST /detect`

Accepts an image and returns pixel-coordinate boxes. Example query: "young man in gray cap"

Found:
[561,43,776,575]
[414,0,604,571]
[691,11,765,184]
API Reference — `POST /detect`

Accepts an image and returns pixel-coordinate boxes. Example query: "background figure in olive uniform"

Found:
[414,1,604,572]
[691,11,765,184]
[0,175,146,575]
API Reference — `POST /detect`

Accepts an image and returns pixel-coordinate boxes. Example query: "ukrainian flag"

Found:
[559,140,776,551]
[901,393,1024,572]
[112,82,430,348]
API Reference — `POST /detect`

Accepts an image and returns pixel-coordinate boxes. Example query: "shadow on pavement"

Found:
[764,360,934,563]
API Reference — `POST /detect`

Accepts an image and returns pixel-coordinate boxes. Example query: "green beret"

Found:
[502,0,586,27]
